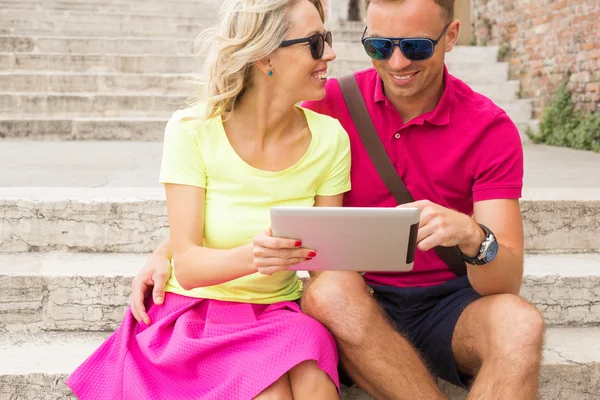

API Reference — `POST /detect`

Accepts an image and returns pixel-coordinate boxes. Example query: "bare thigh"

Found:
[253,373,293,400]
[288,360,338,400]
[452,294,545,376]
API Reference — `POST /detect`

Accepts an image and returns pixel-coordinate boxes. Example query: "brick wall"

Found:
[472,0,600,118]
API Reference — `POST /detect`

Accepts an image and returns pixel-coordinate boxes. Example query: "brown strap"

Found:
[338,74,467,277]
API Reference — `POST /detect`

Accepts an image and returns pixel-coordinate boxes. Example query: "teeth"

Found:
[393,73,415,80]
[313,72,327,80]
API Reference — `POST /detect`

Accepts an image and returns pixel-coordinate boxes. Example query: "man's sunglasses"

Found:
[361,23,451,61]
[280,31,333,60]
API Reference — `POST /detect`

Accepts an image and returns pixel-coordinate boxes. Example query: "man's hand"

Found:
[399,200,484,256]
[130,251,172,325]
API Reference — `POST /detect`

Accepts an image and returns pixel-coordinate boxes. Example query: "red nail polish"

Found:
[305,257,313,261]
[308,251,317,257]
[295,241,302,247]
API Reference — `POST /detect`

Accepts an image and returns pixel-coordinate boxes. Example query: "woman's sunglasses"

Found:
[361,23,450,61]
[280,31,333,60]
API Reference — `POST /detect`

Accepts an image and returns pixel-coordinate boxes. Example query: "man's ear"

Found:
[444,19,461,52]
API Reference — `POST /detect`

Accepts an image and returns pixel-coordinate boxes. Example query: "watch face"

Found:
[486,240,499,262]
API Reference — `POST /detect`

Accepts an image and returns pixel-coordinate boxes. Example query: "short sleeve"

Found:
[471,112,524,202]
[316,120,352,196]
[159,111,207,188]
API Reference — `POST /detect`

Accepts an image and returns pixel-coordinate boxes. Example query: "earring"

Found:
[268,70,273,77]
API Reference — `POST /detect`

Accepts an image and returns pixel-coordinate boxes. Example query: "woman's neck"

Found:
[225,86,300,146]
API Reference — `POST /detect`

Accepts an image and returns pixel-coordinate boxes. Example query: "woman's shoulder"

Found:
[299,106,349,144]
[165,105,219,138]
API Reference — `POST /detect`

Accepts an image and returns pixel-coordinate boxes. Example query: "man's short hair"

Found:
[366,0,455,24]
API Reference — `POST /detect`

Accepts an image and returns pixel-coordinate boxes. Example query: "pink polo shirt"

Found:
[302,67,524,288]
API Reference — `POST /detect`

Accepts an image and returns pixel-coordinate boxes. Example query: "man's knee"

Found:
[302,272,380,345]
[490,295,545,363]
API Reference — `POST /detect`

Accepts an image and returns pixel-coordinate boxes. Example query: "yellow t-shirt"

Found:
[159,106,351,304]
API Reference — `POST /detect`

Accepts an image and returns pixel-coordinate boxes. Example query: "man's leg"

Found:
[452,294,545,399]
[301,271,446,400]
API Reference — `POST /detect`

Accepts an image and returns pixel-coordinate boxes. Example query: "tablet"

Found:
[270,207,420,272]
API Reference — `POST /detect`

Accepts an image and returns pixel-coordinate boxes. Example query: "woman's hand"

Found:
[131,251,172,325]
[252,228,316,275]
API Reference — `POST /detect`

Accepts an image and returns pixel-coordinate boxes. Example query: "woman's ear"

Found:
[255,58,274,77]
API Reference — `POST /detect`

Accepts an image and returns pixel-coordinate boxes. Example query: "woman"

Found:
[66,0,350,399]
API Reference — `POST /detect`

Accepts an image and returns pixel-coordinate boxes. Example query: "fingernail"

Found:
[295,241,302,247]
[305,257,314,261]
[155,296,163,304]
[308,251,317,257]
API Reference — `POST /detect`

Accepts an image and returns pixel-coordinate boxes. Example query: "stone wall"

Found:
[472,0,600,118]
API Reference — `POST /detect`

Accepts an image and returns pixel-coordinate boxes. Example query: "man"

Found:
[132,0,544,398]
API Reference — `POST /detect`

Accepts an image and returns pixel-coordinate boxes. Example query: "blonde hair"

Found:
[191,0,325,120]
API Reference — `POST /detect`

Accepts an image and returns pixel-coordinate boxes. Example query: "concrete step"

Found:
[0,8,209,25]
[0,94,529,122]
[0,51,509,83]
[330,60,510,84]
[0,328,597,399]
[0,186,598,253]
[0,252,598,332]
[0,35,195,54]
[0,93,186,117]
[0,20,202,38]
[0,72,521,102]
[0,117,166,140]
[0,72,192,94]
[0,53,199,74]
[0,1,219,16]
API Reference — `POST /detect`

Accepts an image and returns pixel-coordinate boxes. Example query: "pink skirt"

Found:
[66,293,339,400]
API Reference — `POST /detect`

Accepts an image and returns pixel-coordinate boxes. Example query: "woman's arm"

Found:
[166,184,317,290]
[166,184,257,290]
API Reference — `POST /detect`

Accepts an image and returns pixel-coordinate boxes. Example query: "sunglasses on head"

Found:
[361,23,451,61]
[280,31,333,60]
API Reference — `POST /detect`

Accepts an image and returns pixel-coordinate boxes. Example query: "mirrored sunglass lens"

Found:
[400,39,433,60]
[364,39,393,60]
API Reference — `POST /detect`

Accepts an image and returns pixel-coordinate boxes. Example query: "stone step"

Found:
[0,35,196,54]
[0,117,166,140]
[0,8,209,25]
[0,1,219,16]
[0,19,202,38]
[0,187,598,253]
[0,72,192,94]
[0,328,597,399]
[0,52,513,85]
[0,92,187,118]
[330,59,510,84]
[0,117,165,140]
[0,72,521,102]
[0,252,598,332]
[0,96,530,124]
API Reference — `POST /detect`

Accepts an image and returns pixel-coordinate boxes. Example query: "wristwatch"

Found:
[458,224,498,265]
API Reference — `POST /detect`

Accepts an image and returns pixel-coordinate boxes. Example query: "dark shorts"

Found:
[340,276,481,388]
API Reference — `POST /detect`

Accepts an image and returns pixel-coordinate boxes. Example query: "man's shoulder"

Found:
[449,73,507,119]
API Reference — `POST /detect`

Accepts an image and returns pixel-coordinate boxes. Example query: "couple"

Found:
[67,0,544,399]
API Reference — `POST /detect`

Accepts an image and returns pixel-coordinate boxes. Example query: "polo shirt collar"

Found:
[373,65,454,126]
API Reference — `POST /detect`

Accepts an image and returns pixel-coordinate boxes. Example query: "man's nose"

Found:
[387,46,412,71]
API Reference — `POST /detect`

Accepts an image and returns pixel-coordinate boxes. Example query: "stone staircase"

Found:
[1,1,600,399]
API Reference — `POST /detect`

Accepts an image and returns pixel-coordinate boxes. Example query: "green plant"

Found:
[497,45,509,61]
[529,84,600,153]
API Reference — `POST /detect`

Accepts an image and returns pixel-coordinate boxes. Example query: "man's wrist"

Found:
[459,220,486,258]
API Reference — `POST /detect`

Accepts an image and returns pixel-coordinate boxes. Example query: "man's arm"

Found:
[400,198,524,296]
[461,199,524,296]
